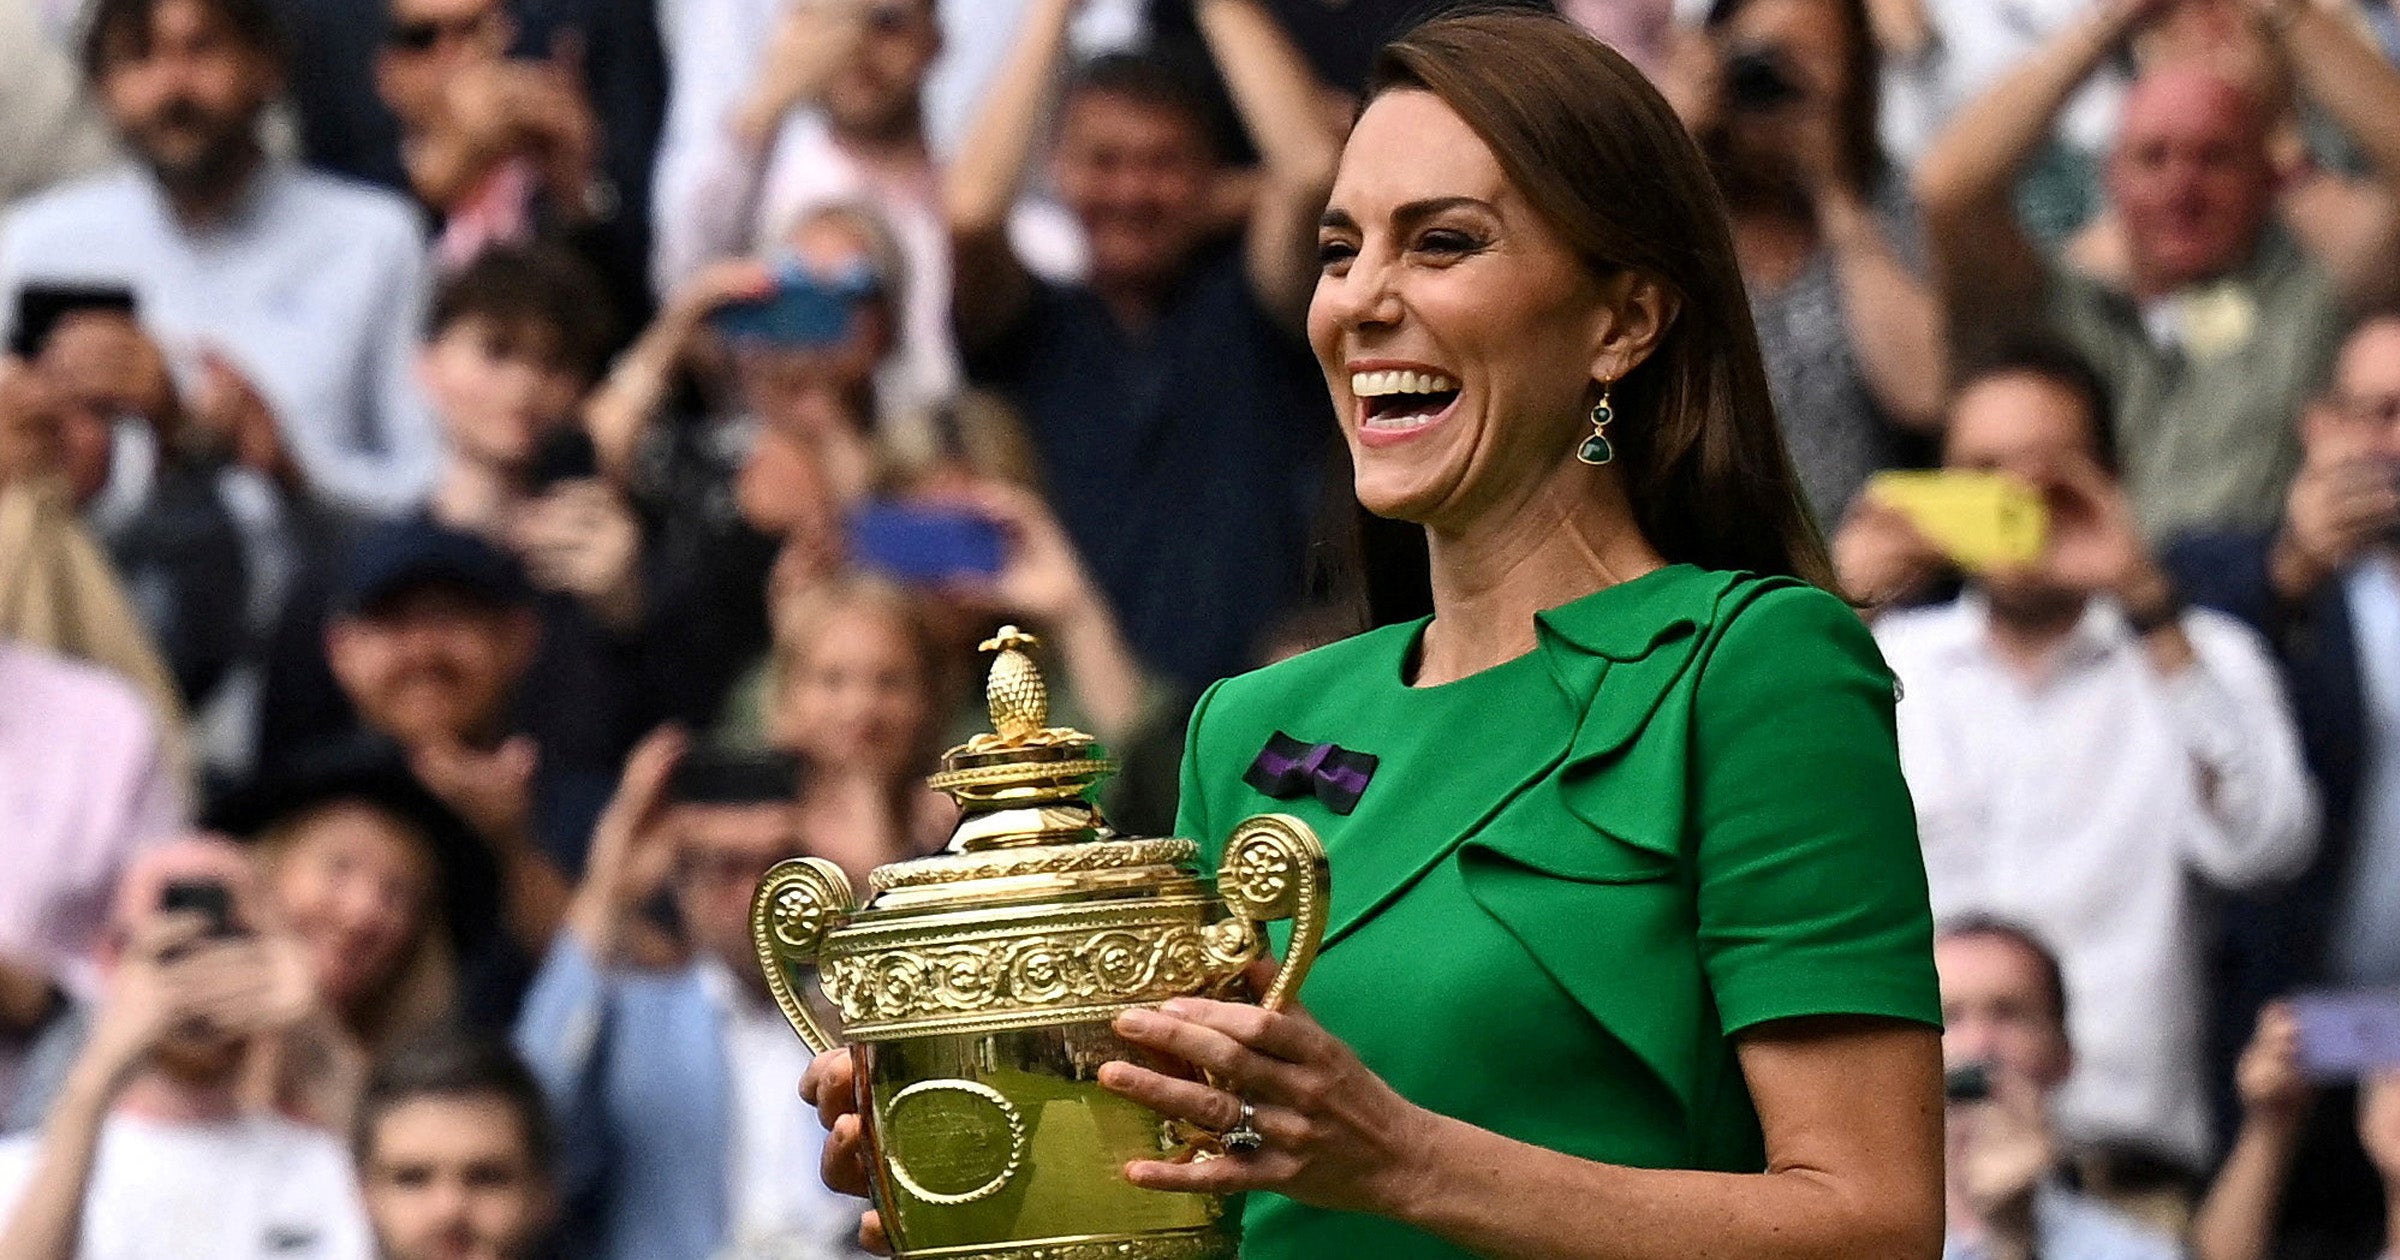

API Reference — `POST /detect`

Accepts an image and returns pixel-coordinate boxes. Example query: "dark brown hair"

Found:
[1370,11,1834,588]
[83,0,288,82]
[429,244,616,384]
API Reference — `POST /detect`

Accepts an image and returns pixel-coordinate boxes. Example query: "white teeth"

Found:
[1349,370,1459,397]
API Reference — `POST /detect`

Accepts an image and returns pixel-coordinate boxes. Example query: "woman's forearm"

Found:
[1399,1113,1940,1260]
[1819,190,1945,431]
[2193,1115,2306,1260]
[0,1059,115,1260]
[943,0,1075,240]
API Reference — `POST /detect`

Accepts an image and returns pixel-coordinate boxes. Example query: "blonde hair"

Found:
[766,573,947,773]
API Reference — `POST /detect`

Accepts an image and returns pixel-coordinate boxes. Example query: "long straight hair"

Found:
[1369,11,1835,590]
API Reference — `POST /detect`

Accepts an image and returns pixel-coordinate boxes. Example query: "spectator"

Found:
[1671,0,1945,521]
[0,357,195,778]
[1838,342,2317,1184]
[29,308,252,719]
[0,838,372,1260]
[0,0,118,208]
[353,1033,558,1260]
[209,754,508,1118]
[947,0,1339,689]
[262,248,652,802]
[582,202,913,732]
[760,575,951,882]
[2170,313,2400,996]
[654,0,1011,420]
[305,517,603,942]
[514,731,866,1259]
[371,0,633,300]
[1915,0,2400,537]
[1938,917,2183,1260]
[0,0,443,520]
[0,636,183,1118]
[2169,312,2400,1257]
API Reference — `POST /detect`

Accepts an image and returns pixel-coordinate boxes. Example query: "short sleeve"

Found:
[1688,586,1940,1036]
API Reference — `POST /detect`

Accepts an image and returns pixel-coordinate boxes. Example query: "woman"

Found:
[1669,0,1944,521]
[213,759,500,1130]
[807,12,1944,1259]
[764,573,955,885]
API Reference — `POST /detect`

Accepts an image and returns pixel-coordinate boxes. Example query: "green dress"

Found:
[1175,564,1941,1260]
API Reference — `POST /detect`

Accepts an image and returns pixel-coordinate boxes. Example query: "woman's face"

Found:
[268,802,435,1013]
[1310,90,1624,528]
[773,606,933,778]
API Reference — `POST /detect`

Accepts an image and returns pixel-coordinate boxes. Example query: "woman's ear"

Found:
[1587,272,1681,384]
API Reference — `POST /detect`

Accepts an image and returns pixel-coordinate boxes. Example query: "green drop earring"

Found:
[1577,380,1616,466]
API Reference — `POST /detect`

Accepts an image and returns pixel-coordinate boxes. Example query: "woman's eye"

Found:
[1414,229,1483,256]
[1316,238,1357,269]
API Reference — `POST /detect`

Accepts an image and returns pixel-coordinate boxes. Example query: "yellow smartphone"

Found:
[1864,470,2048,573]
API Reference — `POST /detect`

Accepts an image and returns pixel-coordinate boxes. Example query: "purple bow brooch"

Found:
[1243,731,1378,815]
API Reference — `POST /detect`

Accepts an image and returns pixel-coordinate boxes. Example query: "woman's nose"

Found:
[1319,258,1403,332]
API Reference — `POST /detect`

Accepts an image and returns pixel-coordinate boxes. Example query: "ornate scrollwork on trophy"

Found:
[1218,814,1330,1012]
[751,857,854,1055]
[871,839,1199,892]
[822,905,1259,1038]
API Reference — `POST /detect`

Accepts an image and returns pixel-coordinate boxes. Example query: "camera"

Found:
[1725,43,1804,110]
[1943,1062,1994,1104]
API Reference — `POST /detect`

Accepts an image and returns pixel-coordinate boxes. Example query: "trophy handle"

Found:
[751,857,855,1055]
[1217,814,1331,1012]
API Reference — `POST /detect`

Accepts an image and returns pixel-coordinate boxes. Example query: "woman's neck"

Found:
[1415,467,1664,686]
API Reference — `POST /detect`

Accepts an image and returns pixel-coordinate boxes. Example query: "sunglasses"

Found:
[385,9,498,52]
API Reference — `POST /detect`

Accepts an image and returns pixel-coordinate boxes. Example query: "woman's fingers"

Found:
[1112,1006,1296,1094]
[802,1048,856,1125]
[1158,996,1326,1064]
[821,1112,874,1197]
[1124,1153,1287,1195]
[859,1208,891,1255]
[1096,1061,1247,1132]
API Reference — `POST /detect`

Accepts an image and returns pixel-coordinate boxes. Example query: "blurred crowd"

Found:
[3,0,2400,1255]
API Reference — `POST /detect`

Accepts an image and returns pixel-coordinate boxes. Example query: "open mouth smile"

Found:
[1351,368,1462,445]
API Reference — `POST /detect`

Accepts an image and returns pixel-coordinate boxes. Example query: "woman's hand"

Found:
[1098,978,1437,1215]
[800,1047,891,1254]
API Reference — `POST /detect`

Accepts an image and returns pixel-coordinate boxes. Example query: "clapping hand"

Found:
[511,478,646,631]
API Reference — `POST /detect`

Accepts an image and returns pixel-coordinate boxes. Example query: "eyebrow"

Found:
[1319,195,1498,232]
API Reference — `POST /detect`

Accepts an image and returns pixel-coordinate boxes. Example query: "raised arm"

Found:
[944,0,1076,352]
[1194,0,1341,333]
[2257,0,2400,309]
[1915,0,2163,324]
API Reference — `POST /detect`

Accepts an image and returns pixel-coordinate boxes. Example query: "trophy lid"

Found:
[920,626,1121,855]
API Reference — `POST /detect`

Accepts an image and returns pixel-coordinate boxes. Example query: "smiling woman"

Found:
[803,11,1945,1260]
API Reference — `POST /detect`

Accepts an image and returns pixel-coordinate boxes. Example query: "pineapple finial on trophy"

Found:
[977,625,1049,744]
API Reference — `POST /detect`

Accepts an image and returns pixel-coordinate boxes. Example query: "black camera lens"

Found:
[1944,1062,1994,1104]
[1726,46,1804,110]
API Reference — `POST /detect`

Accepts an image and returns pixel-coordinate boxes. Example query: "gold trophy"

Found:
[751,627,1330,1260]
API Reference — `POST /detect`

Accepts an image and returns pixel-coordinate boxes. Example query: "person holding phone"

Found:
[0,839,374,1260]
[1937,917,2182,1260]
[2169,313,2400,1258]
[1853,339,2317,1197]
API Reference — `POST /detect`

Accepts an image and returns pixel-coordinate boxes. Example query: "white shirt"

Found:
[0,1112,373,1259]
[1877,0,2125,168]
[697,960,851,1259]
[0,162,439,518]
[1878,594,2318,1167]
[2331,555,2400,984]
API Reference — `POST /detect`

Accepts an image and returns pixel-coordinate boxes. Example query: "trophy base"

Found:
[899,1228,1238,1260]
